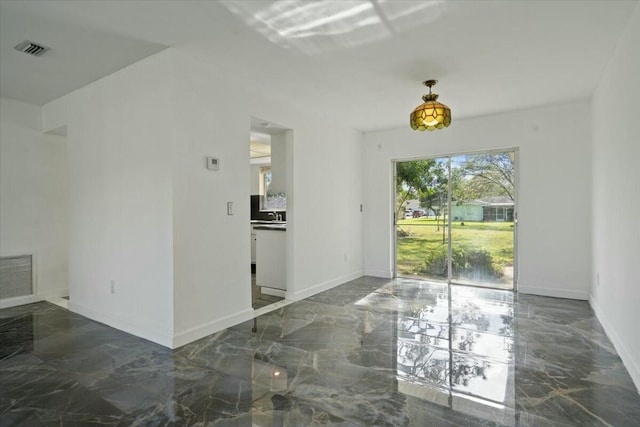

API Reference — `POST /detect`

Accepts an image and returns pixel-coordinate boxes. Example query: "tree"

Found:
[395,160,444,220]
[453,153,514,201]
[417,165,447,237]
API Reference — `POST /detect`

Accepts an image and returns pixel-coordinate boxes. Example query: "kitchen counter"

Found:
[251,220,286,231]
[256,227,286,291]
[252,224,286,231]
[251,221,286,266]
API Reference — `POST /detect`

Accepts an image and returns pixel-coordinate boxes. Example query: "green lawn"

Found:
[396,218,514,278]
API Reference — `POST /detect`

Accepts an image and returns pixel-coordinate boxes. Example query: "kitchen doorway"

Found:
[394,149,517,290]
[249,118,291,309]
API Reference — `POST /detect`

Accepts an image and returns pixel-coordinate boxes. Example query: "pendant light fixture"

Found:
[410,79,451,131]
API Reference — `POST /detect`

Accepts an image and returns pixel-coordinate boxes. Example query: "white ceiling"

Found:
[0,0,637,132]
[0,1,166,105]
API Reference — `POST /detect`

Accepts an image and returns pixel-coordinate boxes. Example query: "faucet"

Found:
[269,211,283,221]
[267,211,283,221]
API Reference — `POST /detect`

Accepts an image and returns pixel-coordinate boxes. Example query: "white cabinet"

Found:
[250,227,257,264]
[256,228,286,290]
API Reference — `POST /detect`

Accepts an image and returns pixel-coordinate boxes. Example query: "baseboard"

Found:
[590,295,640,393]
[0,287,69,309]
[518,285,588,300]
[47,297,69,310]
[172,307,255,349]
[68,302,173,348]
[287,270,363,301]
[364,268,393,279]
[261,287,286,298]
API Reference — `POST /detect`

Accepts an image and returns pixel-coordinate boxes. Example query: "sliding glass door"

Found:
[394,150,516,290]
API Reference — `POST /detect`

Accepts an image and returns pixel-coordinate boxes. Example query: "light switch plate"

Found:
[206,156,219,170]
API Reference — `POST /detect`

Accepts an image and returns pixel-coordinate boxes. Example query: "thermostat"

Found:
[206,156,219,170]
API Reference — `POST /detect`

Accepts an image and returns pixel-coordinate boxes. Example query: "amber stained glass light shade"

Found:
[410,80,451,131]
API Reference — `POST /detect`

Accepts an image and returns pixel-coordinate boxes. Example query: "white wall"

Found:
[43,52,176,346]
[0,98,68,308]
[41,48,364,348]
[363,100,592,300]
[286,122,364,300]
[269,133,287,195]
[169,50,364,346]
[590,3,640,391]
[250,163,262,195]
[169,51,254,346]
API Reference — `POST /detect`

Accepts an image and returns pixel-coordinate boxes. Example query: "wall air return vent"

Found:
[0,255,33,299]
[14,40,50,57]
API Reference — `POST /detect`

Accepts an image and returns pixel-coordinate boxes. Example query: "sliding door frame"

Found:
[392,147,519,291]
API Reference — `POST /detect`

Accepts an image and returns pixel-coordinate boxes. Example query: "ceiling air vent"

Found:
[14,40,50,57]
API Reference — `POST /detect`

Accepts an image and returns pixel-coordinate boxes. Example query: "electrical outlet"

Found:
[227,201,233,215]
[110,280,115,294]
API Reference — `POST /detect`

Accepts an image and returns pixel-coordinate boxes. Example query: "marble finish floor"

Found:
[252,274,284,310]
[1,277,639,426]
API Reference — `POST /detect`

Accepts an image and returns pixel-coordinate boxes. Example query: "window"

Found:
[260,166,272,196]
[260,166,286,210]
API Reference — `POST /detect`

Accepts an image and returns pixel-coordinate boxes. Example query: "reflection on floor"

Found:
[398,268,515,291]
[1,277,639,425]
[252,273,284,309]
